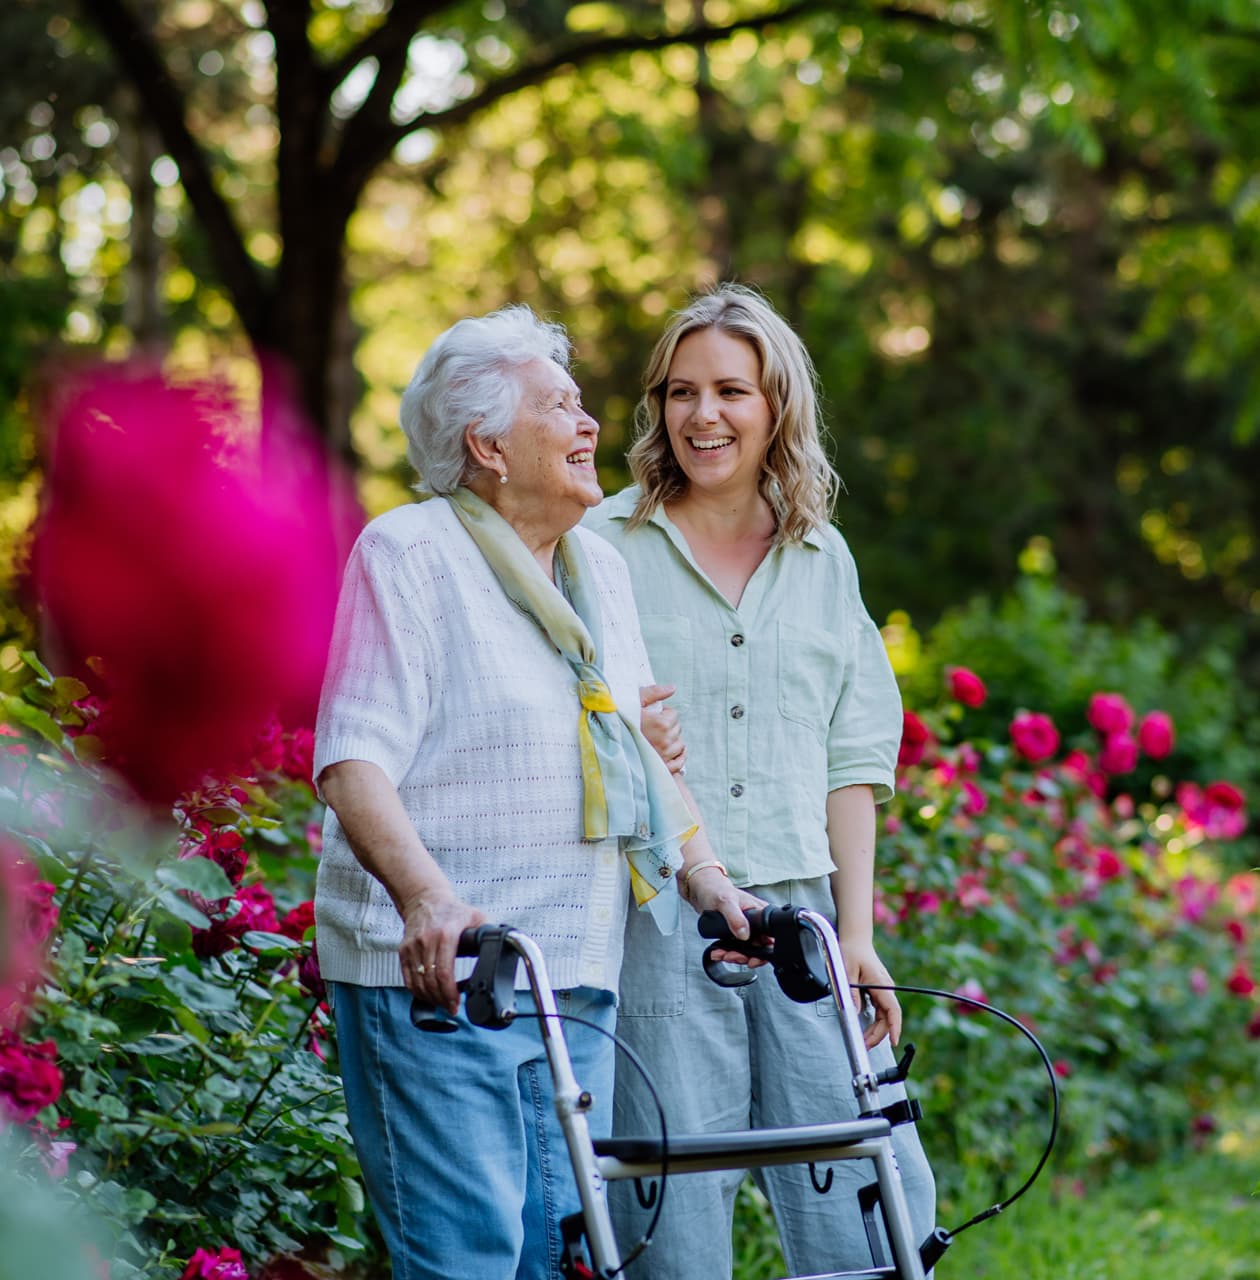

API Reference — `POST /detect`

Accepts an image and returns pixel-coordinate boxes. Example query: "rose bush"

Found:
[0,660,379,1280]
[885,676,1257,1206]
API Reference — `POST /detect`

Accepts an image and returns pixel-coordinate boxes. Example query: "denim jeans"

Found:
[609,876,937,1280]
[331,981,617,1280]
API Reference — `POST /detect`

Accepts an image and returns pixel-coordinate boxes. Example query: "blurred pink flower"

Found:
[1052,1060,1071,1078]
[1175,876,1219,923]
[1093,848,1124,881]
[1060,749,1106,798]
[947,667,987,708]
[28,364,355,806]
[1,842,50,1028]
[1189,968,1209,996]
[900,890,941,919]
[182,1246,250,1280]
[1098,733,1138,776]
[1224,873,1259,916]
[955,872,992,911]
[955,743,982,775]
[1177,781,1247,840]
[1087,692,1134,736]
[39,1137,77,1179]
[1010,712,1059,763]
[960,781,987,816]
[236,884,279,934]
[898,711,931,768]
[953,979,988,1014]
[1248,1011,1260,1040]
[1226,919,1246,947]
[1137,710,1175,760]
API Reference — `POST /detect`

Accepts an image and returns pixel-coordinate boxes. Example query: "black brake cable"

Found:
[859,981,1061,1237]
[535,1011,669,1278]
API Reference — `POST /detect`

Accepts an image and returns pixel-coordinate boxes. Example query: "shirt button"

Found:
[730,705,744,719]
[730,633,745,647]
[730,783,744,798]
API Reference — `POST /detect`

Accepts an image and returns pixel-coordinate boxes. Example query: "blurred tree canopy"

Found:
[2,0,1258,666]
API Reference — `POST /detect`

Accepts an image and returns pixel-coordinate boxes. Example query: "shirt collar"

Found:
[603,485,827,550]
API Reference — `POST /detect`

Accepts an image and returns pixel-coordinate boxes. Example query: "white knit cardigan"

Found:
[313,498,649,993]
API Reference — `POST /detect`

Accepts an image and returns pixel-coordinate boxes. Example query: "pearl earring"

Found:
[499,472,509,485]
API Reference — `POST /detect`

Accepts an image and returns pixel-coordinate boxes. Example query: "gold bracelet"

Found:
[682,858,729,898]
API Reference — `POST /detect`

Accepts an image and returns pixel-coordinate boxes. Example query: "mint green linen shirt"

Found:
[585,486,902,888]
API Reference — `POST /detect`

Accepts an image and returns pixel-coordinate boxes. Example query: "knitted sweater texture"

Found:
[313,498,648,992]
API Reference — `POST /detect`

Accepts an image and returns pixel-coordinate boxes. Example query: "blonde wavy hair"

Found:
[625,283,840,545]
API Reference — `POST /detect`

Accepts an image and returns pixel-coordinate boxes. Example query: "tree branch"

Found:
[319,0,460,96]
[331,0,973,198]
[76,0,269,333]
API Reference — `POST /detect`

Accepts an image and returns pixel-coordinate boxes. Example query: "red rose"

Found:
[1098,732,1138,776]
[1086,692,1134,736]
[1226,964,1256,998]
[898,710,930,768]
[1010,711,1060,763]
[279,901,316,941]
[1137,710,1175,760]
[947,667,987,708]
[236,884,279,934]
[0,1033,64,1121]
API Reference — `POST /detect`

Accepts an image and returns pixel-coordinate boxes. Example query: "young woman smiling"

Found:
[587,284,936,1280]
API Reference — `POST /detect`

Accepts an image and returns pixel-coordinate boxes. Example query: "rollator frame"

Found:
[430,910,939,1280]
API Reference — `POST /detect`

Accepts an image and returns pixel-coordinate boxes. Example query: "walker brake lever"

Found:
[409,924,518,1033]
[697,906,832,1003]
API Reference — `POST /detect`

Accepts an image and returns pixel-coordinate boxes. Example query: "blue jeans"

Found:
[610,876,937,1280]
[331,982,617,1280]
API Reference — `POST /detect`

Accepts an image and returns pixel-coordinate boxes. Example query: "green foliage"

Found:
[0,671,376,1278]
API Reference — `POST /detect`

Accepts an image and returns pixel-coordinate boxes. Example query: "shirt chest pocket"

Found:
[777,620,845,742]
[637,614,693,713]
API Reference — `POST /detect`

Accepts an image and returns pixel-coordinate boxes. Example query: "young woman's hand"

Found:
[840,937,902,1048]
[640,683,687,775]
[686,871,769,967]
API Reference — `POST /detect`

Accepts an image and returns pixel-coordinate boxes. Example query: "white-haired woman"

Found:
[587,285,936,1279]
[313,304,755,1280]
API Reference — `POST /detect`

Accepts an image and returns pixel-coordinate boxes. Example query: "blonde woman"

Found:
[587,285,935,1279]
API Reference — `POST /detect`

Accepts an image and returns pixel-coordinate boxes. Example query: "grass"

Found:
[731,1116,1260,1280]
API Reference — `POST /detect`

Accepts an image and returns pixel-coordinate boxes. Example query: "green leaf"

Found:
[20,650,53,683]
[155,890,211,930]
[0,692,65,746]
[241,930,303,956]
[52,676,91,706]
[155,858,233,900]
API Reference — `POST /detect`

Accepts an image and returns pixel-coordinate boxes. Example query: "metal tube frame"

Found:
[500,916,927,1280]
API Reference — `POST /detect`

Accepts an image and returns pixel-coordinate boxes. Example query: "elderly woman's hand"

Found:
[640,683,687,775]
[399,889,487,1015]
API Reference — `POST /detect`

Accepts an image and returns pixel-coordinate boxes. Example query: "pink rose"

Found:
[1224,873,1259,916]
[953,979,988,1015]
[236,884,279,934]
[1086,692,1134,736]
[1178,781,1247,840]
[1052,1060,1071,1078]
[1098,733,1138,775]
[1137,711,1175,760]
[1093,848,1124,880]
[961,781,987,816]
[898,711,930,768]
[947,667,987,708]
[1189,968,1209,996]
[1010,711,1060,763]
[183,1247,250,1280]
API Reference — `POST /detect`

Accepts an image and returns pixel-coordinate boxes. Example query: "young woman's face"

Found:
[662,327,774,500]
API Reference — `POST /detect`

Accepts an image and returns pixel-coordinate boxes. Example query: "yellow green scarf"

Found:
[446,487,695,932]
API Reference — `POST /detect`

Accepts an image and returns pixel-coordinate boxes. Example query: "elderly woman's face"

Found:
[498,359,602,514]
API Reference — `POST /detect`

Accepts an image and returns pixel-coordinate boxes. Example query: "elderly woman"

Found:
[313,305,755,1280]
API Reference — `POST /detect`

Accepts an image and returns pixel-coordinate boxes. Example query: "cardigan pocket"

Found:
[777,620,843,743]
[637,614,694,714]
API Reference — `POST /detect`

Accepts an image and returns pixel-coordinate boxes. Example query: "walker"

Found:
[414,905,962,1279]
